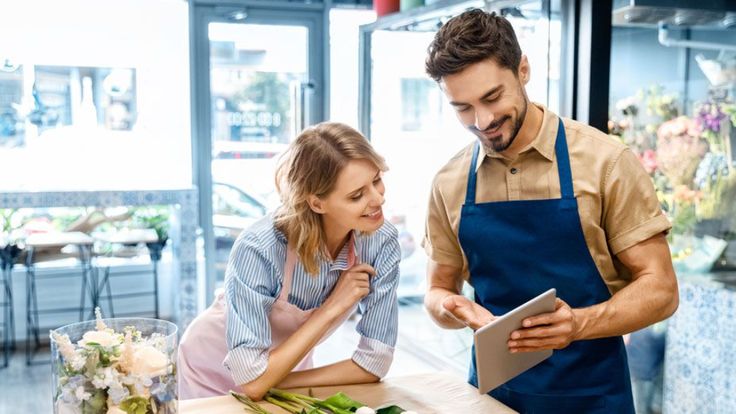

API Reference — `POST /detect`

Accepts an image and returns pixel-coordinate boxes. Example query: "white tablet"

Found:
[473,288,557,394]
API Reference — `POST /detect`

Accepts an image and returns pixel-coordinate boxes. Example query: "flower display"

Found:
[50,309,178,414]
[610,85,736,269]
[655,116,708,187]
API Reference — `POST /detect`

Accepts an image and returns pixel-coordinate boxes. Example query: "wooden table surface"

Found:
[180,372,517,414]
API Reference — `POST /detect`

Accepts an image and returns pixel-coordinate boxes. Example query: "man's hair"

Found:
[425,9,522,82]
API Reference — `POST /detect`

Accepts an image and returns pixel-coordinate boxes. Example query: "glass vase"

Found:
[50,317,178,414]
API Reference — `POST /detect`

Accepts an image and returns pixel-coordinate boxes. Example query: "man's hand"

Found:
[508,298,579,353]
[441,295,495,330]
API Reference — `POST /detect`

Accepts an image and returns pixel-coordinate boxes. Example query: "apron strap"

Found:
[465,141,481,205]
[278,246,298,302]
[347,231,360,267]
[554,118,575,200]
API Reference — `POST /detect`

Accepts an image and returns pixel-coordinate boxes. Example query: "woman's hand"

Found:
[322,263,376,316]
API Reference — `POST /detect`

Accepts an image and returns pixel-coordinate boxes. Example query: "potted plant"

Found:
[132,207,170,262]
[0,209,24,270]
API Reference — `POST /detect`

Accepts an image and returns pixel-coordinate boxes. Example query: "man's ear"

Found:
[518,55,530,85]
[307,195,326,214]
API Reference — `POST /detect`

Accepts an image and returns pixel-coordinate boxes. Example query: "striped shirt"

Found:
[223,214,401,385]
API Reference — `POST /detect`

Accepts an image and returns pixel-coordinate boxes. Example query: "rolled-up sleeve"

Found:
[352,230,400,378]
[223,232,278,386]
[603,148,672,255]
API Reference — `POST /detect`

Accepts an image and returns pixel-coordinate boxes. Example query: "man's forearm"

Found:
[425,287,466,329]
[573,272,678,340]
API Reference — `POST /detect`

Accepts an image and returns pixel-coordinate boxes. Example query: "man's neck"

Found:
[499,101,543,159]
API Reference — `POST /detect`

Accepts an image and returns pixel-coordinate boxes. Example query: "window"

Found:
[0,0,191,192]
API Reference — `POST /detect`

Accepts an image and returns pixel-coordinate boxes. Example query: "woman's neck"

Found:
[322,221,351,261]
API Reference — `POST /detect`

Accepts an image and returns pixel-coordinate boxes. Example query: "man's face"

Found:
[440,57,530,153]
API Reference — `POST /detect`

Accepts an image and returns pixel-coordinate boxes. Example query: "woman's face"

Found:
[311,159,385,234]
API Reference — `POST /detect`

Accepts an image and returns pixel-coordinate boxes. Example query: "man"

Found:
[422,9,678,413]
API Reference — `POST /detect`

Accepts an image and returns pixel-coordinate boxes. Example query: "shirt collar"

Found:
[274,214,358,272]
[328,231,357,272]
[475,103,558,172]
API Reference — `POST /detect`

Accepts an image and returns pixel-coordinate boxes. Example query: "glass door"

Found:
[192,5,324,302]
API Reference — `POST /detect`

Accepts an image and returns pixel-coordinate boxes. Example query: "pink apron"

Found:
[178,240,357,399]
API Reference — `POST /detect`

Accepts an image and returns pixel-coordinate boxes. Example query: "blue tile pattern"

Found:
[664,277,736,413]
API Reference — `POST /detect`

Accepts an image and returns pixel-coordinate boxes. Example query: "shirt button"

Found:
[510,167,519,174]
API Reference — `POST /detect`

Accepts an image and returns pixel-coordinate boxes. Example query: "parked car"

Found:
[212,181,268,280]
[212,140,288,160]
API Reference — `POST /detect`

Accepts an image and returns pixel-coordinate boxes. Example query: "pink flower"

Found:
[656,116,708,186]
[637,150,658,174]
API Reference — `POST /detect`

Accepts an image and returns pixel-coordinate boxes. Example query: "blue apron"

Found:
[459,119,634,413]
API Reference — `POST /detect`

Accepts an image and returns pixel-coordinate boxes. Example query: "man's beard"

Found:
[474,99,528,153]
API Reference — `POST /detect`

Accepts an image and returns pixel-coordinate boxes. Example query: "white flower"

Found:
[108,383,130,405]
[59,375,88,404]
[52,332,76,360]
[106,406,127,414]
[122,373,153,397]
[95,307,107,331]
[356,407,376,414]
[74,386,91,401]
[402,411,418,414]
[56,401,83,414]
[78,330,121,348]
[91,367,120,389]
[118,331,135,373]
[129,345,169,377]
[69,350,87,371]
[615,96,638,112]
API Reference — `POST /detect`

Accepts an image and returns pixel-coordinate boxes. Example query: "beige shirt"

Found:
[422,104,671,294]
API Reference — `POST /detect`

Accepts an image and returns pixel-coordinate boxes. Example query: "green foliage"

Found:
[82,390,107,414]
[376,407,406,414]
[231,388,407,414]
[119,396,150,414]
[132,206,170,241]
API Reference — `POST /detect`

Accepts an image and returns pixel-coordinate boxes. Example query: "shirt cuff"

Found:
[224,346,269,386]
[608,214,672,255]
[352,336,395,379]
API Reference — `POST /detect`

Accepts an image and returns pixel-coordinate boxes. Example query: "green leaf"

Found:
[82,390,107,414]
[376,406,407,414]
[313,403,354,414]
[120,396,150,414]
[322,392,365,410]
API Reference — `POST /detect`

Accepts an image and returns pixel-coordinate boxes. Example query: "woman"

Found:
[179,122,401,400]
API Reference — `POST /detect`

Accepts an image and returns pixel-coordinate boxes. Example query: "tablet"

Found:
[473,288,557,394]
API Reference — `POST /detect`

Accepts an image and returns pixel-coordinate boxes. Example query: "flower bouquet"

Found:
[50,309,178,414]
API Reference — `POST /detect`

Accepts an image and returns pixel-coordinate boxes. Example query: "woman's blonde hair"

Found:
[274,122,388,275]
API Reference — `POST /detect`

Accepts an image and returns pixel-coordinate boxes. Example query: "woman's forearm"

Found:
[240,306,343,400]
[277,359,379,389]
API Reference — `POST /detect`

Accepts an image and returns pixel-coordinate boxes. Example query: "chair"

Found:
[1,244,22,368]
[24,232,95,365]
[93,229,163,319]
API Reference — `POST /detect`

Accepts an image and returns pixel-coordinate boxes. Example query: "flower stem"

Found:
[264,395,303,414]
[229,391,273,414]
